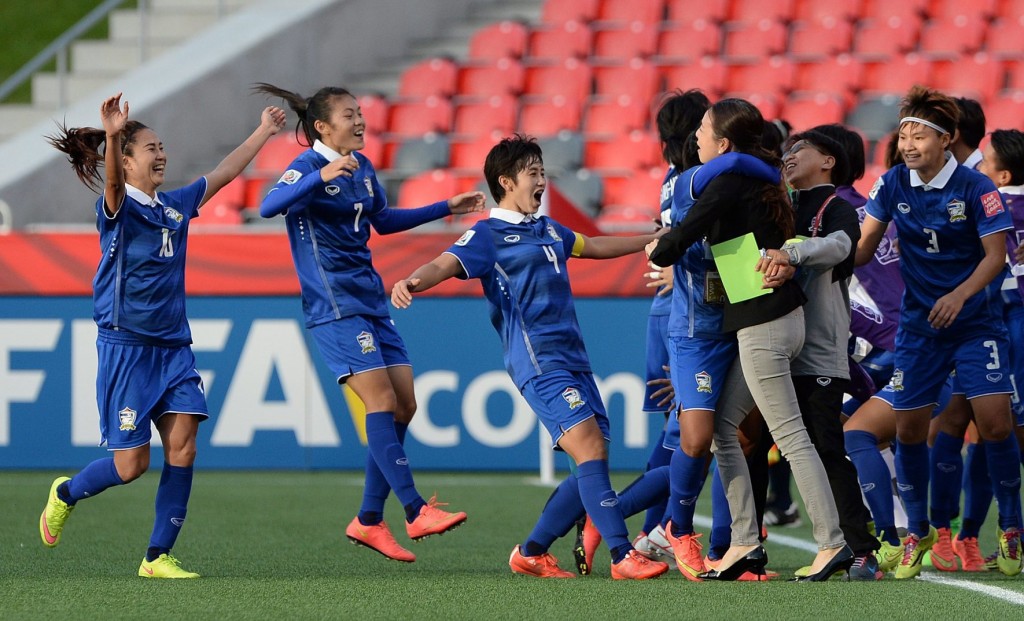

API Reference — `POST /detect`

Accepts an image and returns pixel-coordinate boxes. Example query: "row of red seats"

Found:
[542,0,1022,27]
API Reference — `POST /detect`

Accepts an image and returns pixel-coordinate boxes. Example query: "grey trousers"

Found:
[712,307,846,550]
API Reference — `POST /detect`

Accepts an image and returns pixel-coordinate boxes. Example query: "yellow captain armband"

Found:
[571,232,585,257]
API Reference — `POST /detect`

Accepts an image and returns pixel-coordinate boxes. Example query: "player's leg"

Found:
[929,386,969,571]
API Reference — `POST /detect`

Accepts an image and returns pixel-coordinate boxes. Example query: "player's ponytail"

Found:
[48,119,150,192]
[253,83,354,147]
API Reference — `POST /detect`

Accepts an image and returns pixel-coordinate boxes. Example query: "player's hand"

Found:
[762,263,795,288]
[645,239,660,258]
[320,154,358,183]
[647,373,675,408]
[928,291,966,329]
[99,93,129,135]
[260,106,287,135]
[645,261,674,295]
[391,277,420,309]
[448,191,486,214]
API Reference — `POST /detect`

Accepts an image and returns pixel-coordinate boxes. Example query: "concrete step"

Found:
[0,105,57,142]
[72,40,176,73]
[32,73,117,108]
[108,8,219,43]
[469,0,544,22]
[149,0,259,11]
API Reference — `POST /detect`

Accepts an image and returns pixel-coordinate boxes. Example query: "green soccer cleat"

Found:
[894,526,937,580]
[138,554,200,579]
[876,539,905,573]
[39,476,74,548]
[996,528,1023,577]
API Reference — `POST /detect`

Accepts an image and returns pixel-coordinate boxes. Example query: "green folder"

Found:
[709,233,772,303]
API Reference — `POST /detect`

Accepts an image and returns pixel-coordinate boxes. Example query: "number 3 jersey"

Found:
[865,154,1012,337]
[444,209,590,390]
[93,178,206,347]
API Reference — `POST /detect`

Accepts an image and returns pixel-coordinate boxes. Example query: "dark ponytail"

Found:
[48,119,150,192]
[252,82,354,147]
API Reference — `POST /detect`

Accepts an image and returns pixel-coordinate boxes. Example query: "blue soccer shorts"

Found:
[522,369,610,451]
[643,313,671,413]
[310,314,411,383]
[663,336,737,449]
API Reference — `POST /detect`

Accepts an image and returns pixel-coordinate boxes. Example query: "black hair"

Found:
[656,89,711,170]
[252,83,355,146]
[989,129,1024,186]
[47,119,151,192]
[899,85,959,137]
[810,123,866,184]
[483,134,544,203]
[955,97,986,150]
[788,130,851,187]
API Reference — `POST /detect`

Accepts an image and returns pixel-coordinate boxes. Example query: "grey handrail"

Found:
[0,0,129,106]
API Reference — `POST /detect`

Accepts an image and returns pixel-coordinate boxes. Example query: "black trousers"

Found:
[792,375,880,555]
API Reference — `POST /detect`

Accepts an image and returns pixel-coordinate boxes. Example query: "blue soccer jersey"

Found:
[865,154,1012,337]
[648,168,677,318]
[444,209,590,389]
[93,178,206,347]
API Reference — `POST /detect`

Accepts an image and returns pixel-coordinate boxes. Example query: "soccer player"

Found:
[391,134,668,580]
[41,92,287,578]
[256,83,479,562]
[856,85,1023,579]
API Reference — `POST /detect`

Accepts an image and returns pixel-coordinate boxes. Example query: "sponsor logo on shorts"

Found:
[357,331,377,354]
[817,377,831,386]
[562,386,585,409]
[695,371,712,393]
[119,407,137,431]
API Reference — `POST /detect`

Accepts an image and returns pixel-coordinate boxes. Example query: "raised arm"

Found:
[100,93,129,216]
[200,106,286,207]
[391,253,465,309]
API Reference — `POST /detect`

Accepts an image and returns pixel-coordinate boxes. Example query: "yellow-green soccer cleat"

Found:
[996,528,1023,577]
[876,539,905,573]
[39,477,74,548]
[894,526,937,580]
[138,554,200,579]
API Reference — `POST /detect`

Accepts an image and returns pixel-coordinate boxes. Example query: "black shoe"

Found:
[697,546,768,581]
[790,545,855,582]
[572,517,589,576]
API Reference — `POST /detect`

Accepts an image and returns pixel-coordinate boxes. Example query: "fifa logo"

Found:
[695,371,712,393]
[356,331,377,354]
[562,386,584,409]
[119,407,137,431]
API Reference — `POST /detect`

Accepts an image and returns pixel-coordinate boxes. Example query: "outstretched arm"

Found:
[391,253,465,309]
[100,93,129,216]
[578,231,661,259]
[201,106,286,207]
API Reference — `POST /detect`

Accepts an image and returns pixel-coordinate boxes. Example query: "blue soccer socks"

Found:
[63,457,124,504]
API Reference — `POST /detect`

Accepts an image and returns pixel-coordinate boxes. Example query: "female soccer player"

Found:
[648,99,852,582]
[392,134,668,580]
[256,83,480,563]
[41,92,287,578]
[856,85,1023,578]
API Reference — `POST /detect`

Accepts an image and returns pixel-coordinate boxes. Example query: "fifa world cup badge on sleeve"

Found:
[562,387,585,409]
[119,407,138,431]
[357,331,377,354]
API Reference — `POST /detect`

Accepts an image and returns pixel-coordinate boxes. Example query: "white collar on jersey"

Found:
[1000,184,1024,196]
[909,151,958,190]
[490,207,538,223]
[313,139,348,162]
[125,183,162,206]
[963,148,983,171]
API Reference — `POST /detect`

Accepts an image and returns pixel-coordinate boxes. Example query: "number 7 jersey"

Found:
[444,209,591,390]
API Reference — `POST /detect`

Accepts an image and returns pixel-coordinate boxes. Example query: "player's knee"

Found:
[680,435,711,459]
[115,455,149,482]
[394,397,417,423]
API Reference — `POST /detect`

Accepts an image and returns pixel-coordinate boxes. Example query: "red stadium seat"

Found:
[193,202,243,227]
[793,0,864,23]
[524,58,594,103]
[782,94,847,132]
[788,17,854,59]
[450,133,503,171]
[859,0,928,22]
[205,176,246,211]
[596,203,660,232]
[660,56,729,97]
[727,0,797,23]
[396,169,459,208]
[357,94,389,134]
[854,164,887,197]
[518,95,583,135]
[528,21,593,62]
[541,0,601,24]
[869,132,894,168]
[985,18,1024,60]
[397,58,458,100]
[928,0,998,20]
[596,0,665,26]
[591,21,659,61]
[930,54,1005,102]
[583,130,661,172]
[725,57,796,97]
[852,16,922,60]
[666,0,729,23]
[1009,62,1024,92]
[655,20,722,63]
[602,166,665,208]
[453,95,518,138]
[996,0,1024,21]
[583,96,650,136]
[467,20,529,61]
[358,133,385,168]
[386,97,453,138]
[456,58,525,98]
[593,59,661,102]
[721,92,782,121]
[919,16,987,58]
[985,93,1024,131]
[792,55,864,105]
[252,133,306,177]
[860,54,933,97]
[723,20,788,61]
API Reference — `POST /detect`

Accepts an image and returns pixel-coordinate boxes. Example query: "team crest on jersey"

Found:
[356,331,377,354]
[163,206,183,223]
[118,407,137,431]
[695,371,712,393]
[891,369,905,391]
[946,199,966,222]
[364,177,374,197]
[280,169,302,184]
[981,190,1005,217]
[562,386,585,409]
[455,230,475,246]
[504,235,521,243]
[868,177,884,200]
[897,202,911,214]
[546,224,562,242]
[325,185,340,196]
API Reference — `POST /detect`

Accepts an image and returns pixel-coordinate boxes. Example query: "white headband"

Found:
[900,116,950,135]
